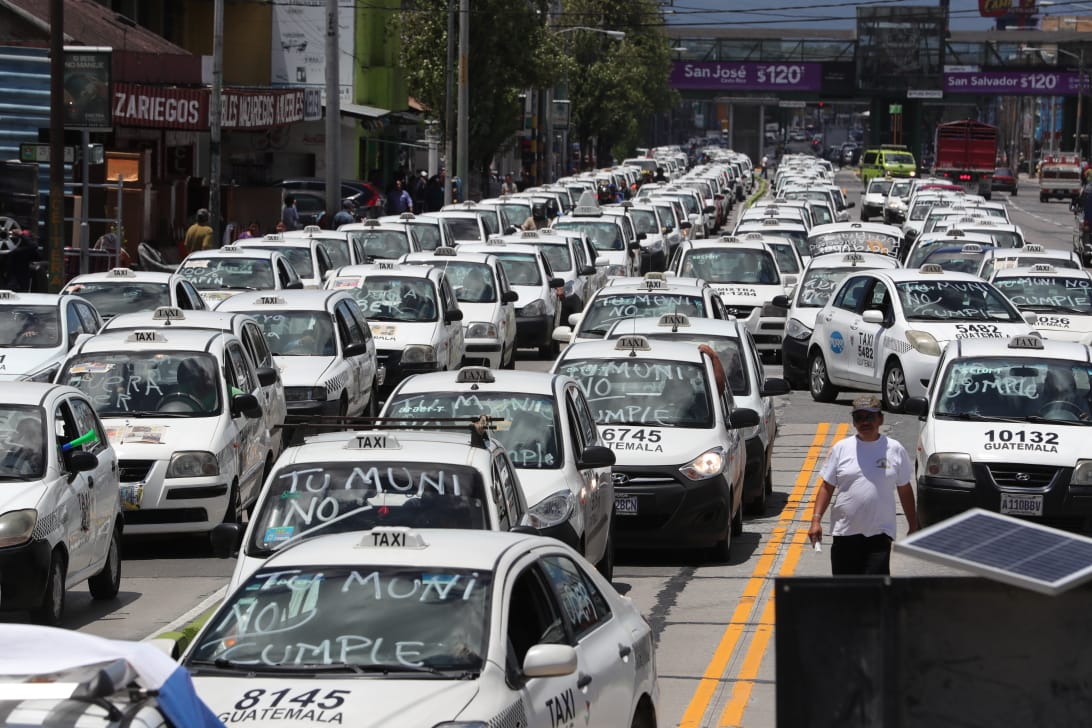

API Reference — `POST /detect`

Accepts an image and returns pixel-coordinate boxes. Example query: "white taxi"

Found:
[553,335,759,561]
[603,314,790,514]
[382,367,617,576]
[282,225,358,269]
[177,245,304,307]
[978,243,1082,281]
[401,247,518,369]
[235,234,335,289]
[57,328,273,535]
[212,420,535,589]
[499,229,597,319]
[0,291,103,383]
[672,238,791,357]
[325,262,465,391]
[0,383,121,625]
[990,264,1092,341]
[906,336,1092,527]
[338,218,423,261]
[555,273,727,345]
[808,265,1035,412]
[186,528,659,728]
[216,290,380,418]
[551,192,640,277]
[376,211,450,250]
[457,241,564,359]
[61,268,207,321]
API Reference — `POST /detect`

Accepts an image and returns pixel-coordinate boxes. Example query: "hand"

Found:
[808,519,823,546]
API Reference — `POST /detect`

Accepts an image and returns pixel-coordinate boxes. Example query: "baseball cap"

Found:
[851,395,882,413]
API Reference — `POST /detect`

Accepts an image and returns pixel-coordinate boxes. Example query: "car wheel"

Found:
[1041,194,1048,203]
[808,350,839,403]
[502,345,516,369]
[88,525,122,600]
[745,472,768,516]
[595,532,614,582]
[1011,188,1017,197]
[630,703,657,728]
[860,213,869,222]
[708,531,731,563]
[882,359,909,413]
[32,551,66,625]
[222,480,240,524]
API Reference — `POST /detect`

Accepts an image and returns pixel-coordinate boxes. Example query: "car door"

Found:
[817,275,873,384]
[847,278,891,385]
[51,399,97,574]
[334,300,374,411]
[63,395,116,566]
[565,384,611,560]
[240,320,286,443]
[177,280,207,310]
[438,277,465,369]
[539,554,634,725]
[224,342,265,504]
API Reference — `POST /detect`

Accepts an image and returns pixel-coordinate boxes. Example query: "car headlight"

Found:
[20,365,59,383]
[679,446,727,481]
[523,489,576,529]
[606,264,628,277]
[1073,460,1092,485]
[285,386,327,403]
[925,452,973,481]
[0,509,36,548]
[909,170,917,177]
[402,344,437,364]
[466,322,498,339]
[166,451,220,478]
[785,318,813,341]
[906,330,941,357]
[520,299,547,317]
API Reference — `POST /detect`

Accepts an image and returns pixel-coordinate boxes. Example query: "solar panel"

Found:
[894,508,1092,596]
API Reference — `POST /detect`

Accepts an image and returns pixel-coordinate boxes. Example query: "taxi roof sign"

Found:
[303,225,322,233]
[455,366,495,385]
[347,433,401,450]
[0,290,18,301]
[126,330,167,344]
[1030,263,1056,272]
[376,261,399,270]
[843,253,866,263]
[658,313,691,329]
[151,306,186,322]
[433,246,457,256]
[961,243,984,253]
[919,264,945,274]
[485,237,506,246]
[642,278,666,289]
[615,334,652,352]
[719,235,742,243]
[1023,244,1046,253]
[256,295,286,305]
[398,212,416,220]
[519,230,540,239]
[1008,335,1045,350]
[220,245,241,252]
[108,267,136,277]
[644,272,666,281]
[264,233,285,241]
[359,527,427,550]
[363,219,381,227]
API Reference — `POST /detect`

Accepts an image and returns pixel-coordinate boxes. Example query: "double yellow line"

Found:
[679,422,849,728]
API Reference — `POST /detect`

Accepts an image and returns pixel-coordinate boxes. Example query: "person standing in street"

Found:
[388,180,412,214]
[184,208,214,254]
[808,395,919,575]
[331,199,356,228]
[281,195,301,231]
[761,154,769,179]
[500,173,518,195]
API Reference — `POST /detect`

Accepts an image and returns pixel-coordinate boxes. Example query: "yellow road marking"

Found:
[678,423,839,728]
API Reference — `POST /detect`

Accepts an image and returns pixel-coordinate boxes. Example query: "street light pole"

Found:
[1076,46,1084,158]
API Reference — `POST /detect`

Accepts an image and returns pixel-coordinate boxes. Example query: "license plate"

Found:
[1000,493,1043,516]
[615,495,639,515]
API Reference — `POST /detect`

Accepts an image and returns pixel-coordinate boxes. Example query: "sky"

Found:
[658,0,1081,31]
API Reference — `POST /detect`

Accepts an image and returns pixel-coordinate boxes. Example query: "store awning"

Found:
[325,101,391,119]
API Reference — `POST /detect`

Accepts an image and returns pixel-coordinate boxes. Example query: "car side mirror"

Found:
[256,366,279,387]
[210,523,241,558]
[64,450,98,475]
[323,269,336,282]
[284,280,304,290]
[231,392,263,419]
[552,326,573,343]
[760,378,792,397]
[568,312,584,327]
[704,205,716,215]
[344,342,369,358]
[548,277,564,289]
[593,256,608,267]
[523,644,577,678]
[502,289,519,303]
[444,309,464,324]
[862,309,885,324]
[771,294,790,308]
[847,201,856,209]
[577,444,616,469]
[579,265,596,276]
[904,396,929,417]
[726,408,760,429]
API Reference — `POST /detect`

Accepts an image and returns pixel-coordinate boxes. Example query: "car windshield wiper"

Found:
[937,411,1025,423]
[1045,306,1091,316]
[298,662,457,677]
[1025,415,1092,426]
[581,328,608,337]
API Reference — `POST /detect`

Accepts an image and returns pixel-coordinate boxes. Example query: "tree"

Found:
[398,0,566,187]
[561,0,676,166]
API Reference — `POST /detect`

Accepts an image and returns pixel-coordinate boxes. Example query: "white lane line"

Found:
[140,585,228,642]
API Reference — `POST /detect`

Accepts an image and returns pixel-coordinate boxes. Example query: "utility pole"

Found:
[325,0,341,219]
[1076,46,1085,158]
[456,0,469,197]
[47,0,63,290]
[209,0,223,246]
[444,0,454,205]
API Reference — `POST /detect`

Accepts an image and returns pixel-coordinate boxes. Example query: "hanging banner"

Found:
[112,84,313,130]
[670,62,823,92]
[944,70,1088,95]
[64,47,112,130]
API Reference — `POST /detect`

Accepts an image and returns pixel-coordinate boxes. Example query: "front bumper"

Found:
[918,463,1092,527]
[515,314,554,348]
[0,537,52,609]
[900,351,939,399]
[537,520,581,552]
[611,464,733,550]
[117,459,232,534]
[462,339,503,367]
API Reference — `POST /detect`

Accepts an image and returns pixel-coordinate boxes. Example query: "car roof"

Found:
[499,230,571,245]
[75,327,230,353]
[391,368,568,397]
[279,428,496,468]
[457,242,543,257]
[946,336,1092,362]
[216,289,351,312]
[237,235,318,250]
[868,267,993,283]
[282,228,350,241]
[601,276,708,294]
[401,250,497,266]
[807,222,902,236]
[103,308,256,333]
[338,221,414,234]
[0,382,86,407]
[64,269,176,285]
[992,264,1092,279]
[681,239,772,253]
[0,291,69,307]
[329,262,438,280]
[558,335,710,364]
[805,251,900,269]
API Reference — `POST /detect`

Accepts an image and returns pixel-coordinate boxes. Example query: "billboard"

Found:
[856,7,946,93]
[271,1,354,104]
[979,0,1036,17]
[670,62,823,92]
[64,48,112,130]
[945,70,1088,95]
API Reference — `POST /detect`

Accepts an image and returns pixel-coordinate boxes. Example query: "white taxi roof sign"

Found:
[399,212,416,220]
[0,290,18,301]
[108,267,136,277]
[256,295,286,305]
[347,433,401,450]
[961,243,983,253]
[1008,335,1045,350]
[644,272,666,281]
[719,235,742,243]
[843,253,866,263]
[643,278,666,289]
[919,264,945,274]
[433,246,457,256]
[303,225,322,233]
[265,233,285,241]
[220,245,241,252]
[359,527,427,550]
[658,313,691,328]
[616,335,652,351]
[151,306,186,321]
[126,330,167,343]
[1030,263,1056,272]
[485,237,506,246]
[376,261,399,270]
[1023,244,1045,252]
[455,366,495,384]
[519,230,540,239]
[743,233,764,241]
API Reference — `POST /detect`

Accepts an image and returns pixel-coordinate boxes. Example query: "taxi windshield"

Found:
[628,209,659,235]
[766,243,800,274]
[247,462,488,557]
[346,230,413,260]
[553,220,624,251]
[580,293,704,337]
[796,267,858,308]
[991,276,1092,314]
[0,306,61,348]
[936,357,1092,423]
[886,153,915,166]
[889,182,911,197]
[386,393,562,468]
[346,276,438,322]
[920,249,989,274]
[680,249,780,285]
[62,282,171,319]
[437,262,497,303]
[965,229,1021,249]
[189,564,490,674]
[60,351,221,416]
[245,311,336,356]
[0,406,45,479]
[642,335,749,395]
[868,179,894,195]
[557,358,714,428]
[246,246,313,278]
[497,202,532,225]
[896,280,1022,322]
[910,199,950,220]
[809,204,834,226]
[494,254,542,286]
[537,245,573,273]
[177,257,274,291]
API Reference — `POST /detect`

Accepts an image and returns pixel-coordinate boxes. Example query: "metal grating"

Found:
[118,460,155,482]
[894,508,1092,596]
[987,463,1058,489]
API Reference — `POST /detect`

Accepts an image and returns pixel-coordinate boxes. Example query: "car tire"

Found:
[88,525,122,600]
[630,703,657,728]
[1041,194,1048,203]
[502,345,516,369]
[595,532,615,582]
[1011,188,1017,197]
[366,382,379,418]
[32,551,66,626]
[882,359,909,413]
[708,531,731,563]
[731,494,744,536]
[808,350,839,403]
[860,213,869,222]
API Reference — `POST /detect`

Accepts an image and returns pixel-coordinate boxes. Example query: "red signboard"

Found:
[979,0,1036,17]
[112,84,312,131]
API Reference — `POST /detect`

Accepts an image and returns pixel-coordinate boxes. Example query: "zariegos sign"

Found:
[979,0,1036,16]
[112,83,324,131]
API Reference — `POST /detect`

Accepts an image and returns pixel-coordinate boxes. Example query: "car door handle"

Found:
[577,673,593,689]
[618,644,632,659]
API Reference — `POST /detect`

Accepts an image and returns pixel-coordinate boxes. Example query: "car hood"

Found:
[369,321,440,350]
[273,356,336,387]
[789,306,823,329]
[930,419,1079,467]
[199,290,245,306]
[512,286,548,310]
[0,477,51,513]
[911,320,1033,344]
[102,418,223,458]
[863,192,887,206]
[459,302,501,328]
[598,423,722,467]
[192,675,479,727]
[1031,315,1092,342]
[0,348,63,380]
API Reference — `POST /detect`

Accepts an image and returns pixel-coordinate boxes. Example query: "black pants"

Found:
[830,534,893,575]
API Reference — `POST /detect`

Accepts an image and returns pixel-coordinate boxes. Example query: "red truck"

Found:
[932,120,998,200]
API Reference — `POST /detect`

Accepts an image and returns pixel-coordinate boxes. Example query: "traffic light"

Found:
[818,101,825,108]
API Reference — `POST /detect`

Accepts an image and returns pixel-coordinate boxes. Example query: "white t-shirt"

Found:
[818,434,912,538]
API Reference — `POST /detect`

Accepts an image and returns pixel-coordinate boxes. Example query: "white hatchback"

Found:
[990,264,1092,342]
[176,245,304,307]
[61,268,207,321]
[0,291,103,383]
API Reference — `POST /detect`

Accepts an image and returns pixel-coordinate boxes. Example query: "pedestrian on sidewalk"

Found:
[807,395,918,575]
